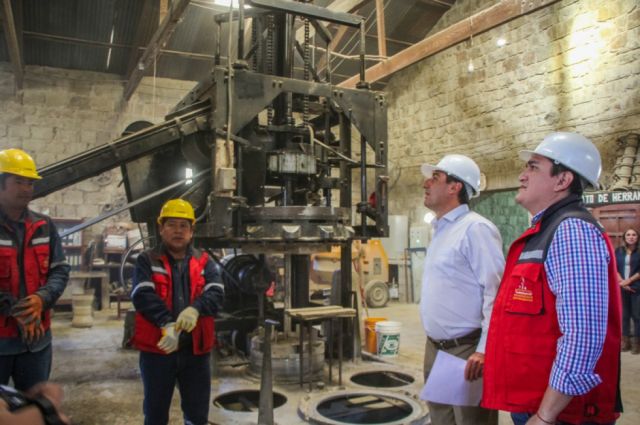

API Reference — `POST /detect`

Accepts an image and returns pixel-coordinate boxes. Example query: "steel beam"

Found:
[249,0,363,27]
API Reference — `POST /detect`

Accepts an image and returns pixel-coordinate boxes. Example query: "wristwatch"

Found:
[30,396,66,425]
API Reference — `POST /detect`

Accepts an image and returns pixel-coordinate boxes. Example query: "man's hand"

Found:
[157,323,181,354]
[175,306,199,333]
[0,293,17,316]
[11,294,44,324]
[464,352,485,381]
[15,316,45,344]
[25,382,64,409]
[25,382,71,425]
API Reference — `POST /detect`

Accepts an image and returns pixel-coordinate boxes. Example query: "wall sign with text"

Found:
[583,190,640,207]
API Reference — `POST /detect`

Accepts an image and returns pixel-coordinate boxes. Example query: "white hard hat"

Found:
[421,154,481,198]
[519,132,601,189]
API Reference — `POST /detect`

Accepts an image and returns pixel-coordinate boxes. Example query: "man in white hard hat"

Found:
[482,132,622,425]
[0,149,69,392]
[420,154,504,425]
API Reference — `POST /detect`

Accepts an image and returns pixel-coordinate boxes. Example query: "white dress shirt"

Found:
[420,204,505,353]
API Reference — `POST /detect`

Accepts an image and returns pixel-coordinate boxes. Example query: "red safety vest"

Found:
[131,250,215,355]
[0,212,52,338]
[482,198,621,424]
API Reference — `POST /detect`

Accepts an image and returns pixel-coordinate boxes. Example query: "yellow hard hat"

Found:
[0,148,42,180]
[157,199,195,224]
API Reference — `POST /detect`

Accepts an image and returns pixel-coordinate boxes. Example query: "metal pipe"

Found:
[299,322,304,388]
[215,22,221,65]
[284,255,291,335]
[257,319,278,425]
[338,318,343,385]
[359,20,366,84]
[59,169,210,238]
[360,135,367,236]
[328,319,333,384]
[238,0,245,60]
[307,321,313,392]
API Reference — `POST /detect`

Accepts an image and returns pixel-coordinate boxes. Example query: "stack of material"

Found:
[610,133,640,191]
[285,305,356,321]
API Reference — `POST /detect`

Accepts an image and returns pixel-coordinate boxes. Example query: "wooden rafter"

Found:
[123,0,191,101]
[125,0,156,76]
[340,0,562,88]
[0,0,24,89]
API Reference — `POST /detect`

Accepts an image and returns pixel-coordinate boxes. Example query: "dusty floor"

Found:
[49,302,640,424]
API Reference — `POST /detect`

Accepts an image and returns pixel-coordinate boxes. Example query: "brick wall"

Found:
[386,0,640,232]
[0,63,195,237]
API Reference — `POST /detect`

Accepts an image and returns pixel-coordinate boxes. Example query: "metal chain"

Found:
[302,0,311,126]
[251,17,258,71]
[266,14,274,125]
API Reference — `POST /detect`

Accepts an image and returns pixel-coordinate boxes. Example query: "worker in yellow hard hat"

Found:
[0,148,70,392]
[130,198,224,425]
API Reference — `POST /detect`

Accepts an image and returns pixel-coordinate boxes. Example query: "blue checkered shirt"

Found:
[532,211,610,396]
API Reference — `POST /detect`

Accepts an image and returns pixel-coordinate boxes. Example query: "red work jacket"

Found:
[0,214,52,338]
[132,251,215,355]
[482,198,621,424]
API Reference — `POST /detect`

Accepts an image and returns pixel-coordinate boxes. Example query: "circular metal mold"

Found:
[299,390,427,425]
[350,370,415,388]
[213,390,287,412]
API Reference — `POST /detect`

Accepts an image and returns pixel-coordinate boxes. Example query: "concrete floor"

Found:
[48,302,640,424]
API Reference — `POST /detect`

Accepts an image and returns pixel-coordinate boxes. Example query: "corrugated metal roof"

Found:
[0,0,454,87]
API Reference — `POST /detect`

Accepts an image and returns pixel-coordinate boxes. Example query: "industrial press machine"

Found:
[32,1,429,423]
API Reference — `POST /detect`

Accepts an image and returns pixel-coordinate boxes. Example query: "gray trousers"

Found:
[423,338,498,425]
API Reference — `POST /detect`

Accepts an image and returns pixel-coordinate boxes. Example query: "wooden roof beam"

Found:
[125,0,156,76]
[317,0,371,76]
[340,0,562,88]
[123,0,191,101]
[1,0,24,89]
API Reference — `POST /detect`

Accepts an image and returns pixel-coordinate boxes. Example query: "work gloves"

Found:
[176,306,199,333]
[0,293,17,316]
[157,323,181,354]
[11,294,45,344]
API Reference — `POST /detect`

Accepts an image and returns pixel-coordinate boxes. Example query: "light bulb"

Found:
[467,60,474,73]
[497,37,507,47]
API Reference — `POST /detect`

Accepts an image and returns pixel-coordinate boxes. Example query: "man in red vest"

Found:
[0,148,70,392]
[482,132,622,425]
[131,199,224,425]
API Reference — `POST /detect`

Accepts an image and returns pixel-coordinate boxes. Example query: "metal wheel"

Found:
[364,279,389,308]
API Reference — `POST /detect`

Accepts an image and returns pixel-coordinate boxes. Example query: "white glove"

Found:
[157,323,181,354]
[176,306,200,333]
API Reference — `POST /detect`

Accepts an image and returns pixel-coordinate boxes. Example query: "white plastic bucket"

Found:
[375,321,401,357]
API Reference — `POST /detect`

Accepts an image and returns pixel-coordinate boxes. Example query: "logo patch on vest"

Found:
[513,277,533,302]
[519,249,543,260]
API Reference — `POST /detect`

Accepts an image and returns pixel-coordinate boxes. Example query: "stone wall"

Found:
[386,0,640,231]
[0,63,195,238]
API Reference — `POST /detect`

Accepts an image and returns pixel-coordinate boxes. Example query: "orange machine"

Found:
[309,240,390,308]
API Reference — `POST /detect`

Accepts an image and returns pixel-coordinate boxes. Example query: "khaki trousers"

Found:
[423,338,498,425]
